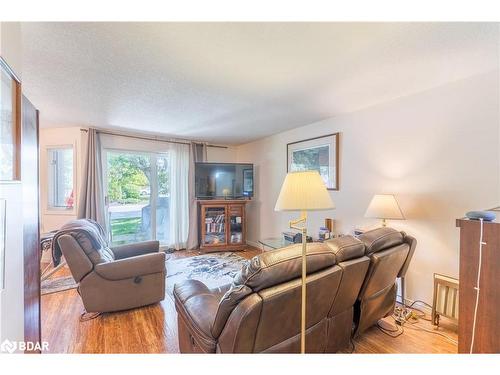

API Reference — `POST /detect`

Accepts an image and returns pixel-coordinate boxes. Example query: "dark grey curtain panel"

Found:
[77,129,106,230]
[186,142,207,250]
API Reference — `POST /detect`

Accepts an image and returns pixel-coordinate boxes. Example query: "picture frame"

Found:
[287,132,339,190]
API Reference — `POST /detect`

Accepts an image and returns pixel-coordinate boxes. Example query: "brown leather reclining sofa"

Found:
[174,227,416,353]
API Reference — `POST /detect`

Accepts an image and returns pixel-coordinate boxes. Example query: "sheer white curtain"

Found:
[168,142,190,249]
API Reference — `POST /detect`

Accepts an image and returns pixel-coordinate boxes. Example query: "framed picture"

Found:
[0,57,21,181]
[0,199,6,290]
[287,133,339,190]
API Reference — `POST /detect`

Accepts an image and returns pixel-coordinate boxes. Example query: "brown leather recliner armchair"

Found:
[354,227,416,336]
[174,243,345,353]
[54,219,166,313]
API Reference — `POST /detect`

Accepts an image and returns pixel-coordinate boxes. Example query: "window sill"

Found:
[44,209,77,216]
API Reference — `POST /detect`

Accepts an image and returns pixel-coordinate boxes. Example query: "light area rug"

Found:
[41,252,248,297]
[41,275,78,295]
[166,252,248,295]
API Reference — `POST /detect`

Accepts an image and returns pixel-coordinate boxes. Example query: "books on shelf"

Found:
[206,223,225,233]
[205,213,225,233]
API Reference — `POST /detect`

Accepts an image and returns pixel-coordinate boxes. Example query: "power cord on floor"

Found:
[80,311,101,322]
[348,337,356,353]
[376,320,404,338]
[405,302,432,322]
[375,305,458,346]
[409,300,433,309]
[403,321,458,345]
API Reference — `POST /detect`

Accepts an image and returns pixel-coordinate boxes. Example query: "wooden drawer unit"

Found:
[456,217,500,353]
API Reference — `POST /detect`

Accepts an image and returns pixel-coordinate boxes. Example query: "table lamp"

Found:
[364,194,404,227]
[274,170,335,353]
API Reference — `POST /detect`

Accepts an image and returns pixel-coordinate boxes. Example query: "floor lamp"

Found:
[275,170,335,353]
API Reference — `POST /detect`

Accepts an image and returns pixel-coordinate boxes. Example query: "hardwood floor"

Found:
[41,247,457,354]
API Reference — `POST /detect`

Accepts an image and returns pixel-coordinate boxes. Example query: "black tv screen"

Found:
[195,162,254,199]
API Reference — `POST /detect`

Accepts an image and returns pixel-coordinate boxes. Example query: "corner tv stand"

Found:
[197,199,248,252]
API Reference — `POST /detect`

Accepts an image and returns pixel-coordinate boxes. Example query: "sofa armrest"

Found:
[95,252,165,280]
[174,280,220,351]
[111,240,160,260]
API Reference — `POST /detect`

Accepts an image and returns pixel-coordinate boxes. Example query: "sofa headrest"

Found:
[54,219,114,265]
[358,227,404,255]
[233,242,337,292]
[324,235,365,262]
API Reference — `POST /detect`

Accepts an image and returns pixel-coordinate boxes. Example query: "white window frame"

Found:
[45,144,76,213]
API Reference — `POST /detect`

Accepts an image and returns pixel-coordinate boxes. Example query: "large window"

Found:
[47,146,74,209]
[105,151,170,246]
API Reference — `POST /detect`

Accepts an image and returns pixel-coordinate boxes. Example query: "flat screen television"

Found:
[195,162,254,199]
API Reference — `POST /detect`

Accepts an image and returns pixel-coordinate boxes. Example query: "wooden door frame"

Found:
[22,97,41,353]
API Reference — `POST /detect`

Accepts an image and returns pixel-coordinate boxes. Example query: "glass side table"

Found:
[258,237,294,251]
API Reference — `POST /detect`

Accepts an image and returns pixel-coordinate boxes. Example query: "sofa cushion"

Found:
[324,236,365,262]
[174,279,211,304]
[234,242,336,292]
[212,283,253,338]
[358,227,404,255]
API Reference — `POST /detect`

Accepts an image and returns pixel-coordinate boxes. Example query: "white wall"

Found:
[0,22,22,78]
[39,127,86,232]
[207,145,238,163]
[237,71,500,304]
[0,21,24,350]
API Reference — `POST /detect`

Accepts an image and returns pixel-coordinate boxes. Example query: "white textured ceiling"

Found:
[21,22,498,145]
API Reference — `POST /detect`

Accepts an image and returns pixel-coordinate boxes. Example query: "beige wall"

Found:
[39,127,86,232]
[236,71,500,304]
[207,145,238,162]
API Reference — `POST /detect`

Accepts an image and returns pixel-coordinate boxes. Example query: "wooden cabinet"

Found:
[198,200,248,252]
[456,217,500,353]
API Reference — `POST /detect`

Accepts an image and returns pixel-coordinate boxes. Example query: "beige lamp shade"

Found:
[275,171,335,211]
[364,194,405,220]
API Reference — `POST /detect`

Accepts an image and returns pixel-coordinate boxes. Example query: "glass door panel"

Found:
[106,151,152,245]
[155,154,170,245]
[229,205,243,244]
[204,206,226,245]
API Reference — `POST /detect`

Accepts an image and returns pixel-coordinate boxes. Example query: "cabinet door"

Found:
[228,204,244,245]
[202,205,227,246]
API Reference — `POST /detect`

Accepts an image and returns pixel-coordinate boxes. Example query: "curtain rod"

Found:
[79,128,227,149]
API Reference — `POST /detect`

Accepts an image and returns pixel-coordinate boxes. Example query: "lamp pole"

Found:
[290,210,308,354]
